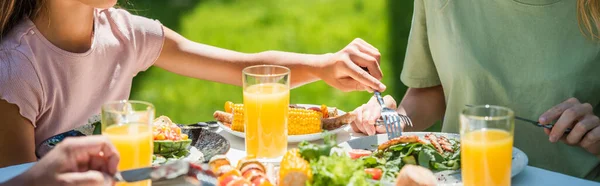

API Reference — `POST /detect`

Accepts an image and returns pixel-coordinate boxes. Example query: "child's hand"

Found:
[314,38,386,92]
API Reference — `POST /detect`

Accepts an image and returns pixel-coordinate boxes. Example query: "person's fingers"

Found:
[383,95,397,109]
[544,128,551,135]
[351,106,364,133]
[565,115,600,145]
[334,77,366,92]
[57,171,112,186]
[376,125,387,134]
[354,41,381,64]
[362,109,376,136]
[539,98,580,124]
[354,105,367,134]
[346,48,383,80]
[58,136,120,174]
[352,38,379,53]
[549,103,591,142]
[580,123,600,150]
[341,57,386,91]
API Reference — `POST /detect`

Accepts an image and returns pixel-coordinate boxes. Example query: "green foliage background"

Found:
[123,0,416,125]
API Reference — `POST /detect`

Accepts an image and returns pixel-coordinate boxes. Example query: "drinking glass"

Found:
[243,65,290,162]
[102,100,155,186]
[460,105,514,186]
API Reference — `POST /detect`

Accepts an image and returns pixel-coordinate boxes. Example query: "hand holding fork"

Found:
[351,92,413,138]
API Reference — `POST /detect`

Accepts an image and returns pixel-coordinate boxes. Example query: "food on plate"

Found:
[214,102,355,135]
[279,149,312,186]
[209,155,274,186]
[298,134,337,161]
[377,135,424,151]
[209,155,232,174]
[394,165,437,186]
[348,149,372,160]
[308,153,370,186]
[151,116,204,165]
[153,116,192,155]
[360,133,460,182]
[364,168,383,180]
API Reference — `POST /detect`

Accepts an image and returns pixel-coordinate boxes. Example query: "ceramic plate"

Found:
[217,104,349,143]
[337,132,528,185]
[37,124,230,163]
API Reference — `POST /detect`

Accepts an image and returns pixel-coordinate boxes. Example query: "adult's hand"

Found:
[539,97,600,157]
[5,136,120,186]
[313,38,386,92]
[351,95,397,135]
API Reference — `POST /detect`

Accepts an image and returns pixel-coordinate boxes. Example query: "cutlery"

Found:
[113,160,217,185]
[374,91,412,140]
[465,105,572,134]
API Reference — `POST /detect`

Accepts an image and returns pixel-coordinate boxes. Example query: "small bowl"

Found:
[36,130,86,158]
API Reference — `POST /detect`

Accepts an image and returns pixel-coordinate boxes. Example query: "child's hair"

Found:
[0,0,44,41]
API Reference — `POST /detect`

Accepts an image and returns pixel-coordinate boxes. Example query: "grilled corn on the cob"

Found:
[225,102,322,135]
[279,149,312,186]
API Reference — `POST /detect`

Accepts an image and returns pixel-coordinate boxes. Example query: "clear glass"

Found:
[242,65,290,162]
[460,105,515,186]
[102,100,155,186]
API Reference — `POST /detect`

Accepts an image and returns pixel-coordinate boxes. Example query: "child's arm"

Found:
[0,100,37,168]
[153,27,386,91]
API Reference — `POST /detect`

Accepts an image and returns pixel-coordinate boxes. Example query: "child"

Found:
[0,0,385,168]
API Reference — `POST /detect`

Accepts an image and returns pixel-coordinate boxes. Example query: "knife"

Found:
[113,160,217,185]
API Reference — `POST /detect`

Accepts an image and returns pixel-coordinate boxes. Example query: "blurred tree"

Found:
[387,0,413,99]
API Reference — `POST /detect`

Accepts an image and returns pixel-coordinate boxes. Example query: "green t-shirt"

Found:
[401,0,600,181]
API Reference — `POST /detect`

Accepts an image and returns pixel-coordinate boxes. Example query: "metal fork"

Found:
[374,91,413,139]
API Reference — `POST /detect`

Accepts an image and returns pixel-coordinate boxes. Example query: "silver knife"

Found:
[113,160,217,185]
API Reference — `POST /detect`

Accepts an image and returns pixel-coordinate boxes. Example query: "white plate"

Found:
[217,104,349,143]
[336,132,529,185]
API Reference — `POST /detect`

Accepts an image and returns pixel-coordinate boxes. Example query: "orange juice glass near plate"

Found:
[460,105,515,186]
[243,65,290,162]
[102,100,155,186]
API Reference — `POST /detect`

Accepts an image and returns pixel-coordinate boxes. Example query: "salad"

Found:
[152,116,204,165]
[355,134,461,182]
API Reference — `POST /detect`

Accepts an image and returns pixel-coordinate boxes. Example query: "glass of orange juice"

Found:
[460,105,514,186]
[102,100,154,186]
[243,65,290,162]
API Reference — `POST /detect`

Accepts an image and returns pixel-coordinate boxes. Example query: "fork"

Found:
[374,91,413,139]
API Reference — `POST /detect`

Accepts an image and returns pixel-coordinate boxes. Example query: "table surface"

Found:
[1,126,599,186]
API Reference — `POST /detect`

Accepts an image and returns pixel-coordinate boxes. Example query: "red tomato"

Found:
[348,149,372,159]
[365,168,383,180]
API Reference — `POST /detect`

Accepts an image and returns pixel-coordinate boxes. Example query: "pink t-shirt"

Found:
[0,8,165,146]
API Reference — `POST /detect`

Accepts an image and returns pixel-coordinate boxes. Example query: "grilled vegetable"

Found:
[288,108,322,135]
[228,103,245,132]
[280,149,312,186]
[209,155,231,174]
[223,102,322,135]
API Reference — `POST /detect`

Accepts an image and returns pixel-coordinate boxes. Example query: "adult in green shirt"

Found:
[351,0,600,181]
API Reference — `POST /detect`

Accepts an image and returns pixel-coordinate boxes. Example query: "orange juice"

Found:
[104,124,153,186]
[461,129,513,186]
[243,83,289,159]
